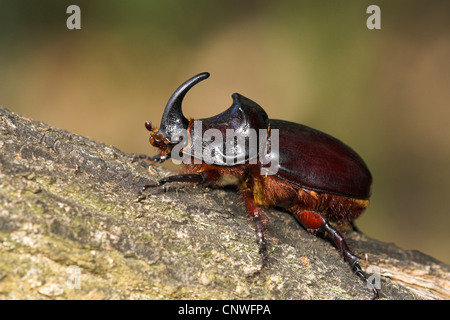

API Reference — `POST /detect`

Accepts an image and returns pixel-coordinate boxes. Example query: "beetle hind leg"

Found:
[320,221,380,298]
[294,209,380,299]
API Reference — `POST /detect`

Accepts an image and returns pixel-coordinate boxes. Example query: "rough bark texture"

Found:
[0,106,449,300]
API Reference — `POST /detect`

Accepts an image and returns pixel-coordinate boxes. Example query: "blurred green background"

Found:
[1,1,449,264]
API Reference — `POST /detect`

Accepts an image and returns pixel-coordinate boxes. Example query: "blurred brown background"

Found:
[1,1,449,264]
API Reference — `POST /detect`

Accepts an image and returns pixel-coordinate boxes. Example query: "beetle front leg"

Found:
[240,189,269,275]
[138,153,170,164]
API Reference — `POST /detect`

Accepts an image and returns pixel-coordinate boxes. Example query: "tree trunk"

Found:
[0,106,448,300]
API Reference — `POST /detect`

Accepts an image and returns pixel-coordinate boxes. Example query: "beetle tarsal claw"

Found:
[244,260,268,279]
[138,154,154,162]
[139,183,162,194]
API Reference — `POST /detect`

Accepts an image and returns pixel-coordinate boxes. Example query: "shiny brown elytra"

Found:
[139,72,379,298]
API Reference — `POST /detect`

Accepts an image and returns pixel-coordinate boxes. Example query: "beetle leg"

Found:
[240,189,269,275]
[138,153,170,163]
[350,221,361,233]
[140,170,221,193]
[321,221,381,299]
[294,209,380,299]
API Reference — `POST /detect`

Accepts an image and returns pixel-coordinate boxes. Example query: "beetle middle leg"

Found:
[293,209,380,299]
[140,170,222,193]
[240,189,269,276]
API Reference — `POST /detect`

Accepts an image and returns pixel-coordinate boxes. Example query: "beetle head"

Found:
[146,72,270,166]
[145,72,210,162]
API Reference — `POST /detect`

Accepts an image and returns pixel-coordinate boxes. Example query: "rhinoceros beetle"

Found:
[140,72,379,298]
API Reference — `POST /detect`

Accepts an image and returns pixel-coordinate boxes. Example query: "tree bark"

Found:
[0,106,448,300]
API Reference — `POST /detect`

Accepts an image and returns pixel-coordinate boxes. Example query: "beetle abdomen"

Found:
[265,119,372,199]
[249,173,368,223]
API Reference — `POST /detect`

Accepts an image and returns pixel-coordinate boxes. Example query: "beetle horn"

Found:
[159,72,210,139]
